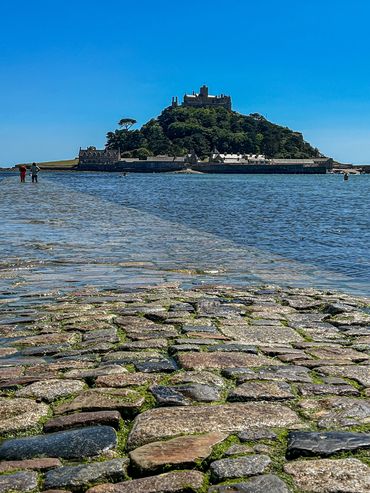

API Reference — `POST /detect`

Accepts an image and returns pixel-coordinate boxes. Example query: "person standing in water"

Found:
[19,165,27,183]
[31,162,40,183]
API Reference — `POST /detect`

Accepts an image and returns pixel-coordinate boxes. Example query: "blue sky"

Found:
[1,0,370,165]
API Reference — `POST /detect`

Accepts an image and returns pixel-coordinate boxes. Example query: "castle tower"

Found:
[182,85,232,110]
[199,85,209,98]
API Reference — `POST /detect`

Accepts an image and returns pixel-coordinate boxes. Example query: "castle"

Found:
[171,85,232,110]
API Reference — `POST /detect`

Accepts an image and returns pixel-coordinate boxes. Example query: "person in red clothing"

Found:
[19,165,27,183]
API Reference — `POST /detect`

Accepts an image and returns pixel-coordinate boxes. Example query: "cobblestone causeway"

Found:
[0,283,369,492]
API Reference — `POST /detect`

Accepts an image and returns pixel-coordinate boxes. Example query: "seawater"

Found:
[0,171,369,296]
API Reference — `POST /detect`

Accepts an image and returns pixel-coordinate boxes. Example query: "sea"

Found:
[0,171,369,296]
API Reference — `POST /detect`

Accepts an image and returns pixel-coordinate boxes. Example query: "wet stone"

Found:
[253,443,273,454]
[78,341,115,352]
[286,431,370,459]
[259,346,303,356]
[82,328,119,344]
[0,347,18,357]
[219,324,303,344]
[299,396,370,428]
[0,375,59,389]
[0,367,23,379]
[27,361,94,374]
[169,344,202,353]
[85,470,205,493]
[20,344,71,356]
[321,375,350,384]
[238,429,277,442]
[14,333,79,347]
[0,357,47,367]
[124,327,179,340]
[210,455,271,481]
[151,383,221,405]
[0,470,38,493]
[130,432,227,471]
[208,474,291,493]
[127,403,301,449]
[168,370,225,388]
[150,385,190,406]
[177,352,280,370]
[231,365,312,384]
[39,490,72,493]
[102,351,162,364]
[224,444,254,455]
[44,458,128,490]
[175,383,221,402]
[96,373,160,388]
[324,302,357,315]
[0,426,117,460]
[0,458,62,473]
[134,358,178,373]
[196,298,243,317]
[284,458,370,493]
[169,302,194,312]
[329,311,370,326]
[117,339,168,350]
[15,379,85,402]
[182,325,218,334]
[286,297,322,309]
[229,381,293,401]
[175,337,224,345]
[54,388,145,415]
[179,333,229,342]
[117,305,167,316]
[297,383,359,396]
[207,343,258,353]
[0,397,49,435]
[250,319,283,326]
[44,411,121,432]
[343,327,370,336]
[64,365,127,380]
[317,365,370,387]
[292,358,354,368]
[307,346,368,362]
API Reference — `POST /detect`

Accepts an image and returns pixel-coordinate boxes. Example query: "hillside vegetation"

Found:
[106,106,322,159]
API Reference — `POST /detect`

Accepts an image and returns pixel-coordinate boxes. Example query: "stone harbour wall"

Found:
[78,161,327,174]
[78,160,187,173]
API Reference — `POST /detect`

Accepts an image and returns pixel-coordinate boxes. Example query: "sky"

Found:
[1,0,370,165]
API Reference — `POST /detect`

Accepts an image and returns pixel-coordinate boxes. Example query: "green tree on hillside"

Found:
[118,118,137,130]
[105,106,323,159]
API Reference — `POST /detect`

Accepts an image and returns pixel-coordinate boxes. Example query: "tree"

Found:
[106,106,322,159]
[118,118,137,130]
[134,147,151,159]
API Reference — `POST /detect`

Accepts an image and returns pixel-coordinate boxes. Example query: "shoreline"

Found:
[1,281,369,492]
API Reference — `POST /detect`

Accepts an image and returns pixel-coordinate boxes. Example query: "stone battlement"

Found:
[172,85,232,110]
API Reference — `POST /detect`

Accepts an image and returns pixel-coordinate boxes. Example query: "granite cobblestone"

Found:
[0,284,369,492]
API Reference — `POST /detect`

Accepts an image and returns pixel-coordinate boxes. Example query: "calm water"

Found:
[0,171,369,296]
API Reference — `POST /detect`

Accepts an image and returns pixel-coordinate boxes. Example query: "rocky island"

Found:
[77,86,334,174]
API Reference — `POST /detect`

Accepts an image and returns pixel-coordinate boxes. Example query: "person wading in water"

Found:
[31,163,40,183]
[19,165,27,183]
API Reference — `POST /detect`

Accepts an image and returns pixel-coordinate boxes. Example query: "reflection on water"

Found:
[0,171,369,296]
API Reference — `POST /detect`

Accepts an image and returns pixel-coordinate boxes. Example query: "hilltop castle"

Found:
[171,85,232,110]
